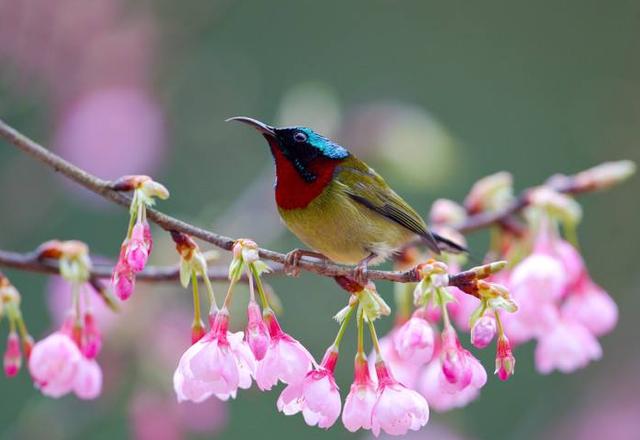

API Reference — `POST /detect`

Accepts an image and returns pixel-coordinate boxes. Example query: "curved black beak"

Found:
[225,116,276,137]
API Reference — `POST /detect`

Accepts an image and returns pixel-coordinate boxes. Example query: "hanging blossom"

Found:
[338,280,431,435]
[173,309,256,402]
[375,255,517,413]
[1,275,34,378]
[111,175,169,301]
[453,163,633,375]
[27,241,105,399]
[277,347,342,429]
[501,187,616,374]
[172,237,314,405]
[172,233,258,402]
[343,353,377,432]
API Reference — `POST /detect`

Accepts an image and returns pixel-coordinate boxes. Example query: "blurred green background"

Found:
[0,1,639,439]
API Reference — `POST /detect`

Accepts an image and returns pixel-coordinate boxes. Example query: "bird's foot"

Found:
[352,253,377,287]
[284,249,327,277]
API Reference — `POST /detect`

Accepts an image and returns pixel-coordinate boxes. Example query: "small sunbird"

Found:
[227,117,466,282]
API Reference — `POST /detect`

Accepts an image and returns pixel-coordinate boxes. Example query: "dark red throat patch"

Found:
[268,141,341,210]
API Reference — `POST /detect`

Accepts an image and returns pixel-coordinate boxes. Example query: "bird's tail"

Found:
[430,232,469,255]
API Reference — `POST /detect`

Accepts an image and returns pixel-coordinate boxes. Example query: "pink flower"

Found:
[562,276,618,337]
[255,312,313,390]
[535,319,602,374]
[440,327,473,392]
[495,336,515,381]
[277,349,341,429]
[112,258,135,301]
[3,331,22,377]
[73,357,103,399]
[342,355,377,432]
[373,329,422,388]
[471,316,496,349]
[81,311,102,359]
[371,362,429,437]
[418,357,485,412]
[393,313,435,364]
[29,332,82,398]
[507,253,566,338]
[126,221,151,272]
[553,239,586,288]
[173,311,255,403]
[245,301,270,361]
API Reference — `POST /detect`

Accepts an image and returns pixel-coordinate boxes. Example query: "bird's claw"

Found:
[284,249,303,277]
[353,263,369,287]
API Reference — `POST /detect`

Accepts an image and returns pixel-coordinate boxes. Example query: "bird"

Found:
[227,116,466,283]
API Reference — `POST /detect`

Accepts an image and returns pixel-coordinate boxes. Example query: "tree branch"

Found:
[0,249,234,282]
[0,117,633,284]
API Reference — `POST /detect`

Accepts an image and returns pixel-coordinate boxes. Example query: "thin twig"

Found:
[0,249,235,282]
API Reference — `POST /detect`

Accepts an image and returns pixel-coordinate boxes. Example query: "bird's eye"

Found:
[293,132,308,143]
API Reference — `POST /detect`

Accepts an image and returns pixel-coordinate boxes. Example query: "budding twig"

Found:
[0,117,633,284]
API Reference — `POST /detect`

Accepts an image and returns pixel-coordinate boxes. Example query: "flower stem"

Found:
[72,283,82,325]
[250,263,270,310]
[201,271,218,312]
[367,318,383,361]
[126,193,139,239]
[357,307,365,355]
[191,271,202,324]
[247,269,256,302]
[222,277,238,310]
[332,303,356,350]
[438,288,452,329]
[494,309,505,337]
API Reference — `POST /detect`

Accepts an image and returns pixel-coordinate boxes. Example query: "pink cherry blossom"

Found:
[418,357,485,412]
[245,300,270,361]
[255,312,313,390]
[373,329,421,388]
[81,311,102,359]
[173,311,255,403]
[29,332,82,398]
[112,260,135,301]
[73,357,103,399]
[535,318,602,374]
[553,239,585,288]
[440,327,473,392]
[371,362,429,437]
[562,276,618,337]
[342,354,377,432]
[277,349,341,429]
[470,316,496,349]
[3,331,22,377]
[126,221,150,272]
[393,312,435,364]
[495,336,515,381]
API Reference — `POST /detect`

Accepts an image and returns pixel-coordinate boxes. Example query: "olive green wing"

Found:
[334,160,441,254]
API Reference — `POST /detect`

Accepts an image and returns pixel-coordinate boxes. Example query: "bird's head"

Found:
[227,116,349,182]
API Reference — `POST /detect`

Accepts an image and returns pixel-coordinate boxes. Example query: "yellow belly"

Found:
[278,183,416,265]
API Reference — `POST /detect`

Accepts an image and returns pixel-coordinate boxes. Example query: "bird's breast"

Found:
[271,145,341,210]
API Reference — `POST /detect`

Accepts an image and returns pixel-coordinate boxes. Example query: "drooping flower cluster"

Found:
[376,257,515,413]
[0,275,34,377]
[433,164,628,377]
[173,238,314,405]
[27,241,105,399]
[171,239,513,435]
[111,175,169,301]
